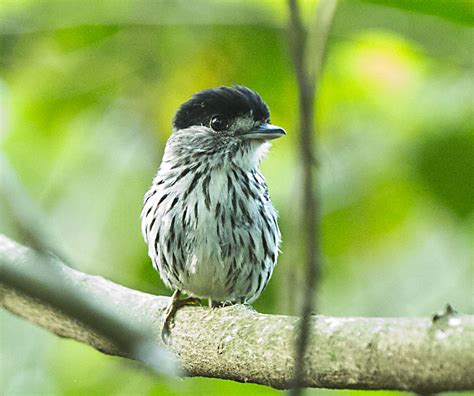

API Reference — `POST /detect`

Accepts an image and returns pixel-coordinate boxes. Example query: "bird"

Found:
[141,85,285,337]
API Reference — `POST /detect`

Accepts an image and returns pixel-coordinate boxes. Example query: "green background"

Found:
[1,0,473,395]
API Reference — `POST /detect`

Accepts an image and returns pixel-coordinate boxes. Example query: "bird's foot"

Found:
[208,299,234,308]
[162,290,199,343]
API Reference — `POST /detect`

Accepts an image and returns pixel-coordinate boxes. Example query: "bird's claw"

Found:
[161,292,199,343]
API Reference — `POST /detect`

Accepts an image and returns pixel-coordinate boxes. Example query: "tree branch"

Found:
[1,235,473,392]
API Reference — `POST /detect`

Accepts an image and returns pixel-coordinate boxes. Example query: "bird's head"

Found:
[168,85,285,168]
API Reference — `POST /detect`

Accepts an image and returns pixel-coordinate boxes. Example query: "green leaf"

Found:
[359,0,474,26]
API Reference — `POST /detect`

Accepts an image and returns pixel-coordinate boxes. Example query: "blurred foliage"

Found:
[361,0,474,26]
[412,125,474,219]
[1,0,473,395]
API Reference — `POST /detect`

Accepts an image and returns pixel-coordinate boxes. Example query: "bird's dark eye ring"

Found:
[210,115,227,131]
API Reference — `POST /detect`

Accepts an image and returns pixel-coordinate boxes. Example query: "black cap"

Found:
[173,85,270,130]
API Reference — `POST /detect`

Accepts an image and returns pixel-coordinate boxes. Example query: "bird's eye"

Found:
[210,115,227,131]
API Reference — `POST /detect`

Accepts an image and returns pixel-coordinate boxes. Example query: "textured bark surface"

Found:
[1,234,473,391]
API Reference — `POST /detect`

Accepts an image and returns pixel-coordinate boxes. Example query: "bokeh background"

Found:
[1,0,473,395]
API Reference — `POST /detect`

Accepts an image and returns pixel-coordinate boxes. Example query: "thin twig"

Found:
[0,159,178,376]
[287,0,338,394]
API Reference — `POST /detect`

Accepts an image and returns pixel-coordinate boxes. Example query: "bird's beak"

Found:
[240,123,286,140]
